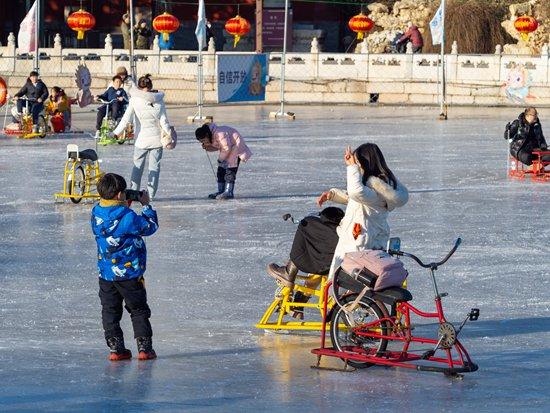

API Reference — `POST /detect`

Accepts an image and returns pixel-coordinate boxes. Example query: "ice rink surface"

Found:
[0,104,549,412]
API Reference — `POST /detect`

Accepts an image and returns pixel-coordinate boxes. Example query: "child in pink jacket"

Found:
[195,123,252,199]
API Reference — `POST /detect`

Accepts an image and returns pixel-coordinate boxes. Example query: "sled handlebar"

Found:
[282,213,299,225]
[391,238,462,270]
[97,98,118,104]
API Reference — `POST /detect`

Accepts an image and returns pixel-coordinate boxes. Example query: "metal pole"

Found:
[129,0,137,80]
[34,0,40,72]
[198,49,203,119]
[256,0,263,52]
[439,0,447,120]
[279,0,289,115]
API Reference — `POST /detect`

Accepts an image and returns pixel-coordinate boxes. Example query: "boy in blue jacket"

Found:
[91,173,159,361]
[94,75,128,139]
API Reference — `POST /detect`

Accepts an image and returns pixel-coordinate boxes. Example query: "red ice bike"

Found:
[312,238,479,378]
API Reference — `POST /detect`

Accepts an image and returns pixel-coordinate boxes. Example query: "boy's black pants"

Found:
[99,277,152,340]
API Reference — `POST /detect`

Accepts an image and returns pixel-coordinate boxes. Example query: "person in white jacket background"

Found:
[316,143,409,281]
[112,74,171,200]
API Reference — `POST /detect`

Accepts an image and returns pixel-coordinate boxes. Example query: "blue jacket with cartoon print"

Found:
[91,200,158,281]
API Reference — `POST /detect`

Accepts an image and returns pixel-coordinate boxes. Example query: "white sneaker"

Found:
[94,130,100,140]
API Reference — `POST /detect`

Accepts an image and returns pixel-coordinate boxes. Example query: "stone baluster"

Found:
[447,40,458,82]
[405,42,414,80]
[451,41,458,55]
[152,35,160,52]
[104,34,114,74]
[52,33,62,74]
[7,32,16,73]
[207,37,216,53]
[310,37,320,79]
[152,35,161,74]
[310,37,319,54]
[495,44,503,84]
[541,44,549,85]
[203,38,217,80]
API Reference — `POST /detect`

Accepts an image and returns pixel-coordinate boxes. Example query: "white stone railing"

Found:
[1,33,549,86]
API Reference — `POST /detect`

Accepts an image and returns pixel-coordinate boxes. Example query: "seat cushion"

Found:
[335,268,412,305]
[79,149,98,161]
[373,287,413,305]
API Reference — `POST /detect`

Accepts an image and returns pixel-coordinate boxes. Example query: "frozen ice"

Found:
[0,105,549,412]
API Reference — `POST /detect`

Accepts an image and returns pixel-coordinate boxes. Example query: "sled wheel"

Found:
[37,115,47,138]
[68,165,86,204]
[330,294,388,369]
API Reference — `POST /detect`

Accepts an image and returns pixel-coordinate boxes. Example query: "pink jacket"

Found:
[209,123,252,168]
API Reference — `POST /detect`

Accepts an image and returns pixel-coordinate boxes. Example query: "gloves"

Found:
[107,131,115,139]
[218,160,229,169]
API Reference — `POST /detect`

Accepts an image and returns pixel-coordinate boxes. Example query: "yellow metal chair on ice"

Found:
[54,144,103,203]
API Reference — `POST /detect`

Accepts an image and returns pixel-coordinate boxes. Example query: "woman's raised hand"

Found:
[344,146,356,166]
[317,191,331,208]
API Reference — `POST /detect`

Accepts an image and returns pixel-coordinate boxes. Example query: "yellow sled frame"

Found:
[54,144,103,203]
[256,274,336,331]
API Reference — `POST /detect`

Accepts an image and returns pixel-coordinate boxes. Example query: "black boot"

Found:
[267,260,298,288]
[208,182,225,199]
[136,336,157,360]
[216,182,235,200]
[106,336,132,361]
[291,291,311,320]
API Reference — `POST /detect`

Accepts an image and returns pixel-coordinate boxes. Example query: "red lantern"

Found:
[225,15,251,48]
[153,12,180,42]
[67,9,96,40]
[0,77,7,107]
[348,13,374,40]
[514,15,538,41]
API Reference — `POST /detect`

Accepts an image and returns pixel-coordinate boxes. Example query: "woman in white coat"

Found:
[112,74,171,199]
[317,143,409,280]
[268,143,409,288]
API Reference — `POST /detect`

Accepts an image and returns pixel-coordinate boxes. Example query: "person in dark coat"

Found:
[14,71,49,127]
[134,19,152,50]
[120,13,131,50]
[508,107,549,166]
[267,207,345,319]
[396,22,423,53]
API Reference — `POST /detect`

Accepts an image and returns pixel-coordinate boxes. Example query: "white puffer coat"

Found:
[328,164,409,279]
[113,88,171,149]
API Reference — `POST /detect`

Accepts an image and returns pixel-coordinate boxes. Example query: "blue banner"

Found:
[217,54,267,103]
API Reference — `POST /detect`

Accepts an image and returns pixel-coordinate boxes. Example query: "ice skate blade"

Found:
[310,364,356,372]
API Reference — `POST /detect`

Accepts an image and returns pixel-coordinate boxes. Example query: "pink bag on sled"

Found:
[341,249,408,291]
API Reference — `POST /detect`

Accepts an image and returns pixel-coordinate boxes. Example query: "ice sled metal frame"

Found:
[3,98,50,139]
[256,274,338,331]
[54,144,103,204]
[508,151,550,182]
[311,238,479,377]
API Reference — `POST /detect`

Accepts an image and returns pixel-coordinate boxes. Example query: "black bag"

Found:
[334,267,377,293]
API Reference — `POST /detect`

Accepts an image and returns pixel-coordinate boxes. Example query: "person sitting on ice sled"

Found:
[91,173,159,361]
[506,106,549,168]
[267,207,345,319]
[269,143,408,306]
[195,123,252,200]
